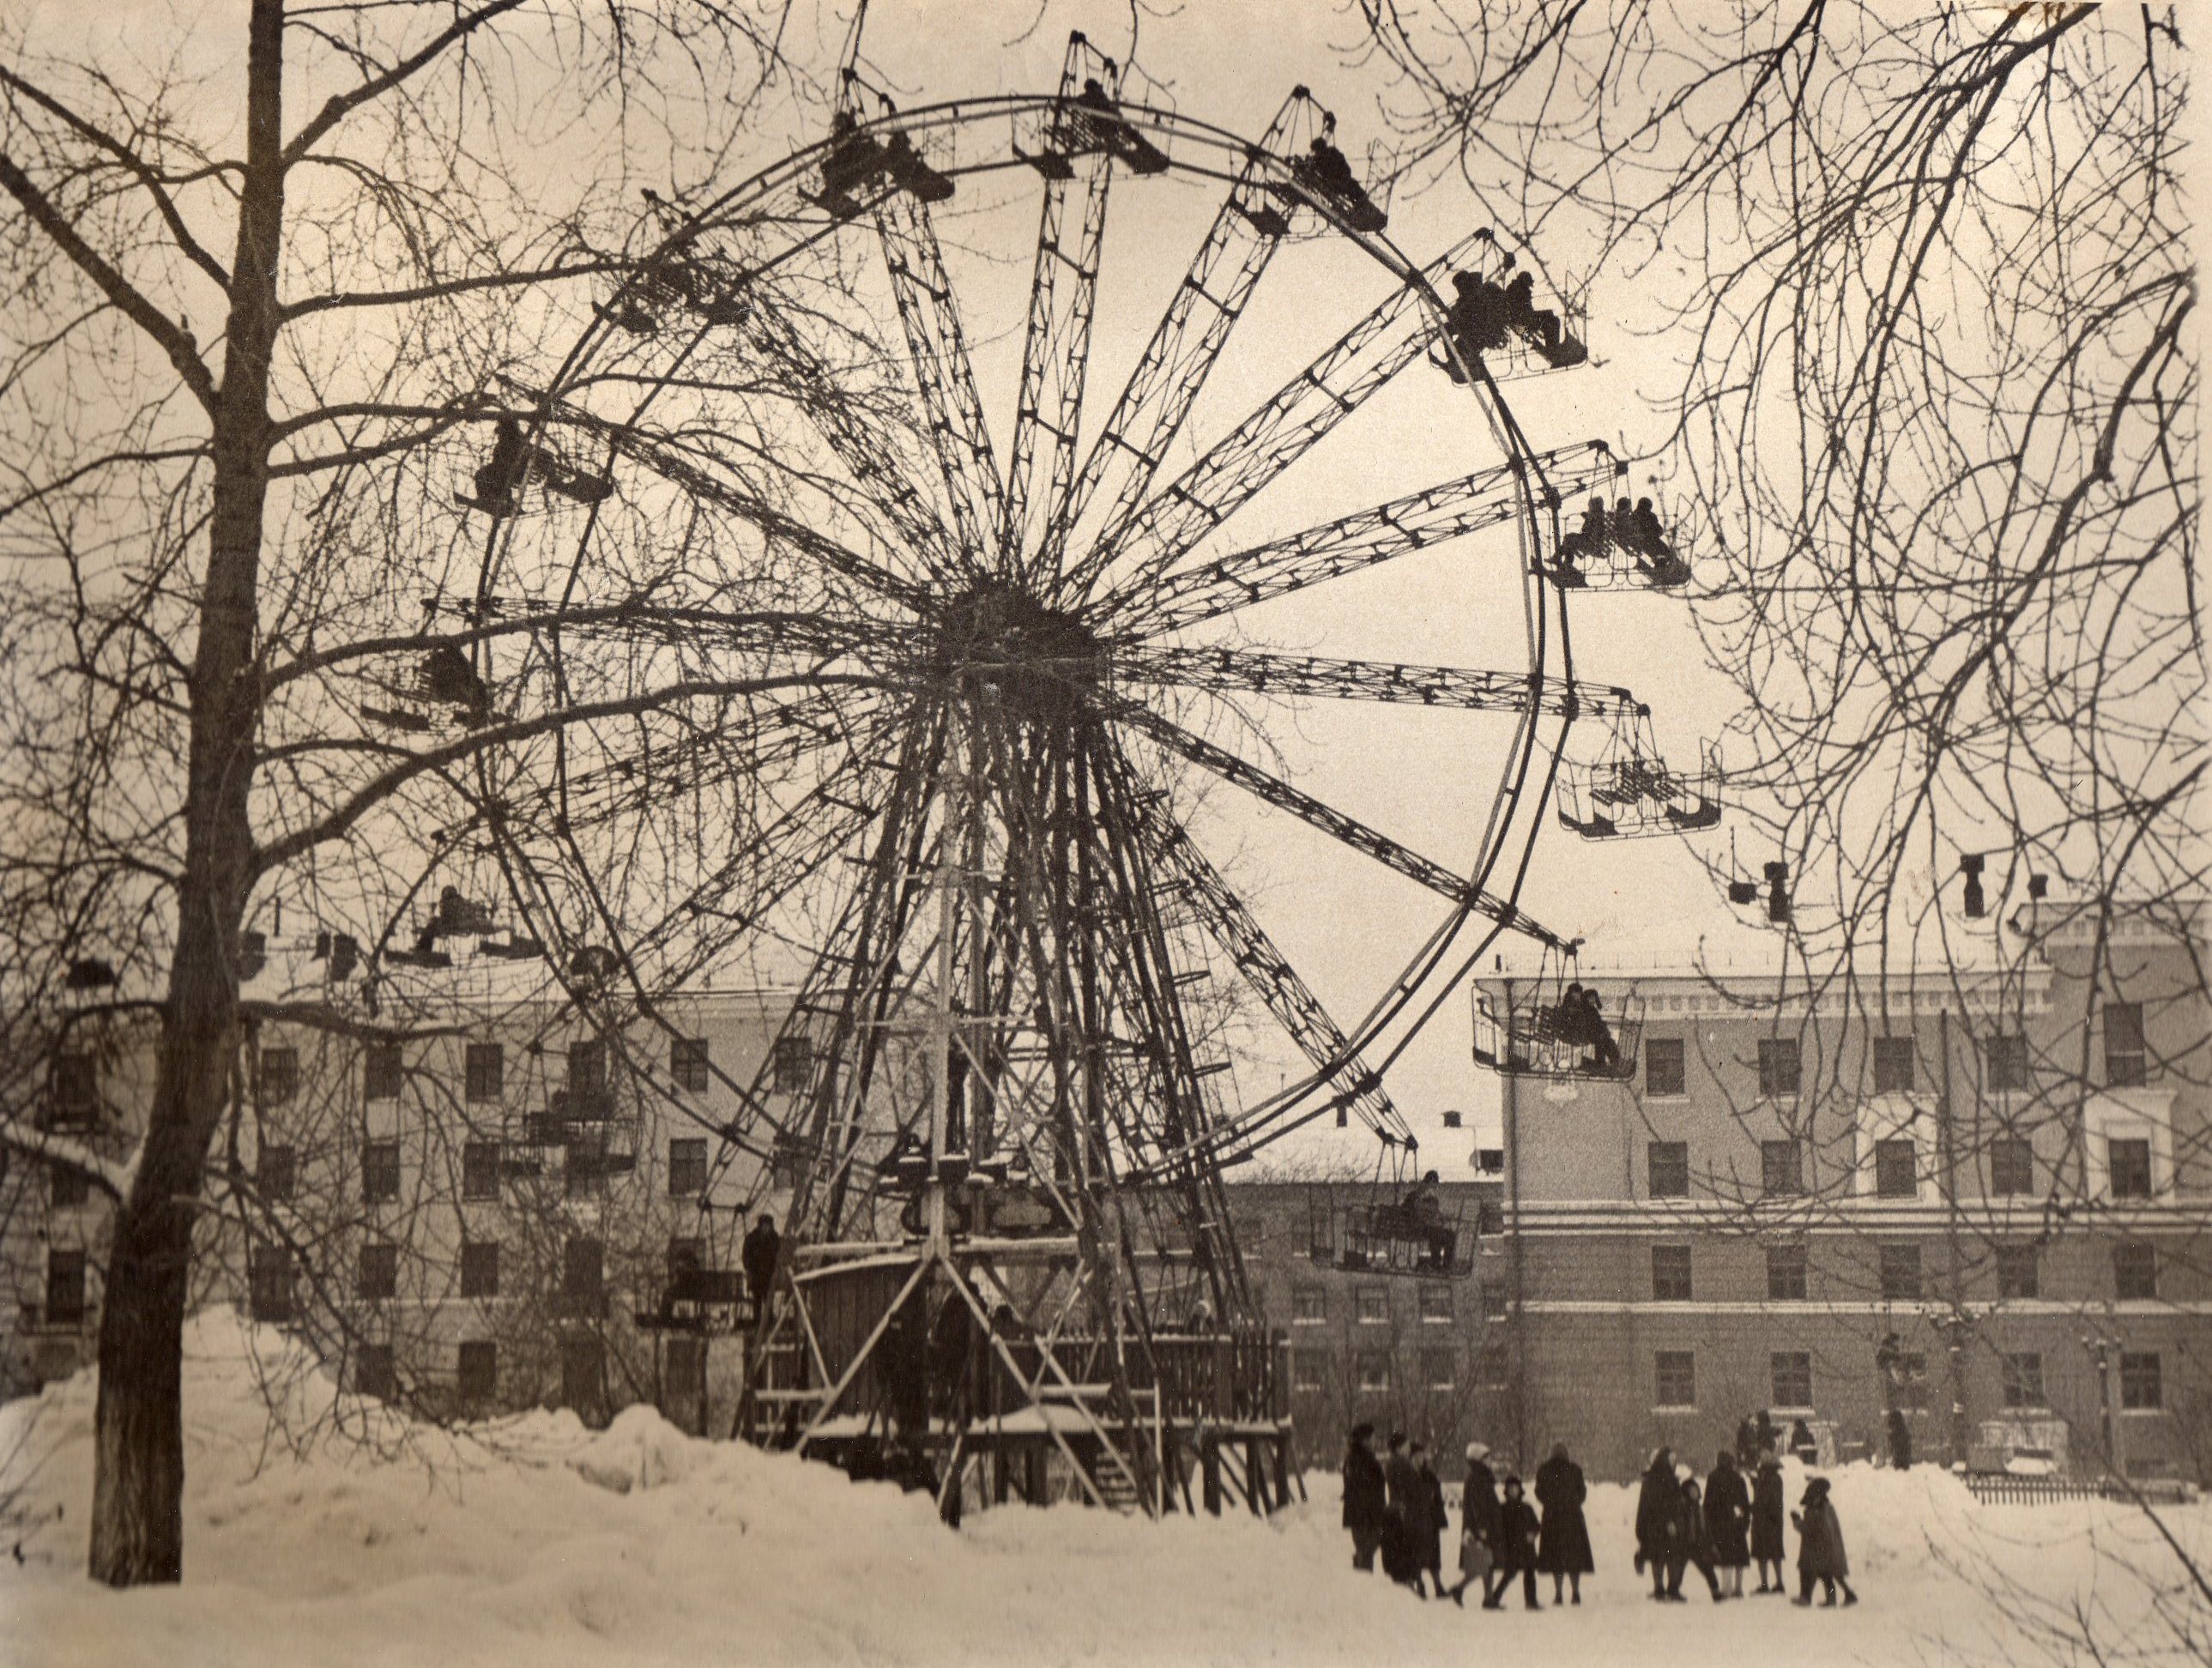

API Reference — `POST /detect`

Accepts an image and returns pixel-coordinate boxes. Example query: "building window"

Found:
[1418,1281,1454,1324]
[249,1248,294,1322]
[456,1339,498,1402]
[1355,1284,1388,1325]
[1654,1350,1695,1409]
[1421,1346,1454,1391]
[1874,1138,1918,1199]
[568,1038,607,1092]
[1996,1243,2040,1301]
[358,1242,397,1300]
[1879,1243,1922,1301]
[1647,1141,1689,1200]
[1983,1033,2030,1093]
[259,1045,299,1105]
[1476,1344,1510,1388]
[361,1139,401,1205]
[1290,1284,1327,1325]
[464,1042,504,1103]
[1441,1109,1463,1128]
[2103,1002,2146,1089]
[256,1144,296,1203]
[771,1033,812,1093]
[1292,1349,1327,1392]
[1770,1351,1813,1409]
[1761,1139,1802,1198]
[459,1239,500,1298]
[668,1137,709,1199]
[2119,1352,2162,1411]
[564,1236,605,1300]
[1757,1037,1801,1099]
[50,1162,90,1208]
[561,1334,605,1418]
[364,1041,402,1101]
[2002,1352,2046,1411]
[671,1036,710,1094]
[354,1343,396,1400]
[1478,1282,1509,1320]
[1652,1244,1693,1301]
[1354,1350,1390,1392]
[1767,1242,1808,1301]
[1645,1037,1686,1098]
[1872,1036,1916,1093]
[1990,1136,2034,1196]
[51,1052,98,1127]
[2108,1138,2154,1200]
[462,1139,502,1202]
[2113,1242,2158,1301]
[45,1248,88,1326]
[1476,1201,1504,1236]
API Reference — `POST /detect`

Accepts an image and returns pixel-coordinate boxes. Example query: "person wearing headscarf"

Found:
[1635,1447,1686,1601]
[1450,1441,1502,1607]
[1489,1474,1544,1610]
[1704,1448,1752,1598]
[1791,1477,1858,1607]
[1750,1451,1786,1593]
[1535,1441,1593,1604]
[1342,1423,1387,1573]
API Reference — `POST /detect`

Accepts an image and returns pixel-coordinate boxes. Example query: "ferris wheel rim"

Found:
[462,85,1582,1176]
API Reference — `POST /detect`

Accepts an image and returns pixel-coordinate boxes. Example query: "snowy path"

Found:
[3,1314,2203,1667]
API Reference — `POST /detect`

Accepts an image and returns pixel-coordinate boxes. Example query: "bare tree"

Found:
[0,0,848,1586]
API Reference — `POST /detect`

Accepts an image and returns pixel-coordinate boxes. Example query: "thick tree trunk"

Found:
[88,0,284,1588]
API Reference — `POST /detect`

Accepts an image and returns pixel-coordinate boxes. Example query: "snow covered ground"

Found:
[3,1313,2204,1667]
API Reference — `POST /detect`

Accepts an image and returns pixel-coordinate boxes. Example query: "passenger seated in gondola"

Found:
[1293,133,1388,231]
[468,418,608,513]
[421,644,492,722]
[1628,497,1691,588]
[1575,989,1622,1071]
[880,126,955,202]
[818,111,886,217]
[1502,271,1562,355]
[1067,77,1169,173]
[1400,1169,1455,1268]
[1551,496,1609,583]
[1441,272,1511,379]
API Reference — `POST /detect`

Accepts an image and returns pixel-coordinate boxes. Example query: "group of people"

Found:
[1343,1427,1859,1612]
[1635,1446,1856,1607]
[1535,982,1622,1072]
[1342,1429,1593,1610]
[463,416,612,517]
[1440,265,1587,376]
[1554,494,1691,589]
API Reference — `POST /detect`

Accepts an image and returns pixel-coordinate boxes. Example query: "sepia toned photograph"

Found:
[0,2,2201,1663]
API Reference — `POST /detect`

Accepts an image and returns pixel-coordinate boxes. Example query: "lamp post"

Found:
[1875,1331,1907,1468]
[2081,1331,2123,1483]
[1930,1308,1978,1469]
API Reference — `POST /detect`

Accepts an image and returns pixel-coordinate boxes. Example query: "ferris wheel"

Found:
[390,32,1703,1507]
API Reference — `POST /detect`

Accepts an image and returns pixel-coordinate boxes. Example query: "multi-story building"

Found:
[1475,897,2209,1483]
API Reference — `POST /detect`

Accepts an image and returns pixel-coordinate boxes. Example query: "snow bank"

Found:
[3,1314,2203,1667]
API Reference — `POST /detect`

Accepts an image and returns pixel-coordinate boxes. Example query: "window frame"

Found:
[2107,1137,2154,1200]
[1290,1283,1327,1325]
[1983,1032,2030,1093]
[354,1343,396,1399]
[249,1246,295,1322]
[667,1136,709,1199]
[2102,1001,2147,1089]
[1871,1036,1917,1094]
[671,1036,710,1094]
[2001,1351,2046,1411]
[2112,1242,2158,1302]
[458,1238,501,1299]
[1353,1349,1391,1392]
[1420,1345,1455,1393]
[1353,1284,1389,1325]
[259,1044,299,1106]
[363,1041,402,1102]
[1757,1036,1802,1099]
[456,1339,498,1402]
[461,1139,502,1202]
[1653,1350,1696,1410]
[1873,1137,1919,1200]
[1989,1135,2035,1197]
[1651,1243,1694,1302]
[361,1138,402,1205]
[45,1248,88,1326]
[1647,1139,1689,1200]
[1760,1139,1803,1198]
[1644,1036,1687,1098]
[1995,1242,2040,1301]
[1879,1242,1922,1301]
[1769,1351,1813,1410]
[1766,1242,1809,1302]
[463,1042,505,1103]
[2119,1351,2162,1411]
[1417,1281,1454,1324]
[358,1241,398,1301]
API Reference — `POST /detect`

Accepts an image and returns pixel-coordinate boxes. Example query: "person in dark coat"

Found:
[1755,1408,1778,1459]
[1342,1423,1387,1573]
[1705,1450,1752,1598]
[1734,1412,1762,1470]
[1411,1442,1450,1598]
[1792,1478,1858,1606]
[1535,1441,1593,1604]
[1488,1475,1543,1610]
[1750,1453,1786,1593]
[1450,1442,1502,1607]
[1382,1432,1422,1591]
[1634,1447,1685,1601]
[1677,1476,1724,1602]
[740,1213,781,1314]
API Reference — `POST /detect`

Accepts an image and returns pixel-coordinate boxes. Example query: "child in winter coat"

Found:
[1488,1475,1544,1611]
[1791,1477,1858,1607]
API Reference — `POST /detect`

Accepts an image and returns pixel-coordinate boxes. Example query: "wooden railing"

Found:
[1964,1472,2197,1507]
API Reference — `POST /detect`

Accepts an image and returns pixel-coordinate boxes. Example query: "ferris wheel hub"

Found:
[932,578,1105,713]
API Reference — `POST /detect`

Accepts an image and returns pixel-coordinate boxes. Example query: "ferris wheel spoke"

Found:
[1002,157,1112,581]
[1109,751,1411,1147]
[874,191,1008,573]
[1109,444,1621,636]
[1117,645,1643,721]
[1112,698,1565,949]
[744,305,958,575]
[1044,97,1302,580]
[1066,227,1496,612]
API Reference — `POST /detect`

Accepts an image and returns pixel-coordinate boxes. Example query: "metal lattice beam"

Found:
[1067,227,1495,610]
[1117,645,1642,721]
[1112,444,1622,636]
[1113,698,1566,948]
